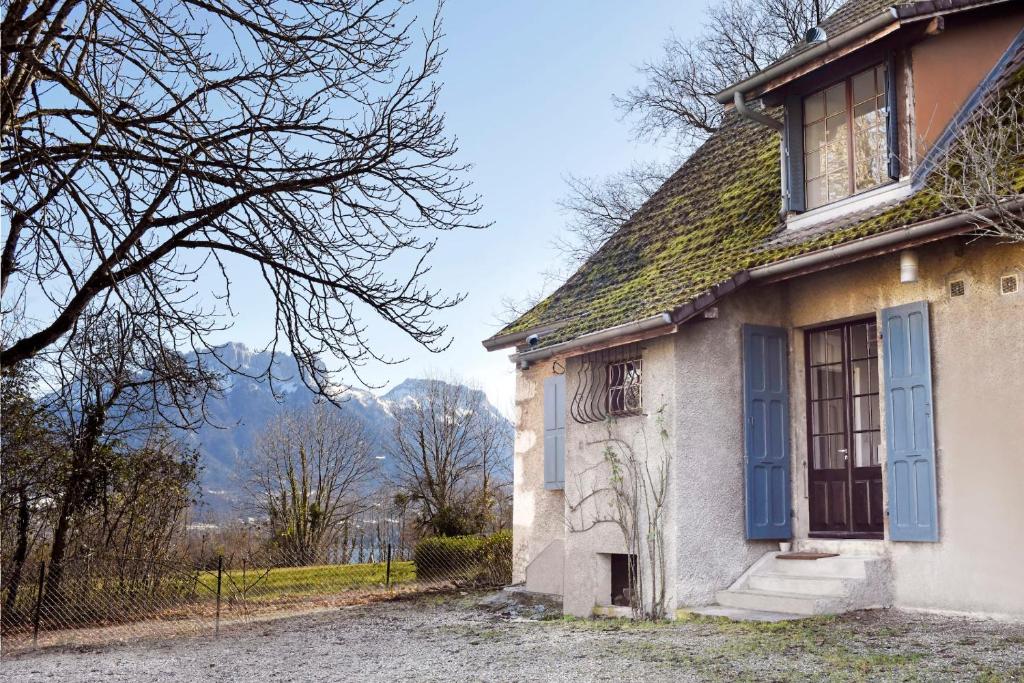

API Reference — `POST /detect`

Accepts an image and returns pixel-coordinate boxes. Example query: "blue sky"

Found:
[211,1,706,412]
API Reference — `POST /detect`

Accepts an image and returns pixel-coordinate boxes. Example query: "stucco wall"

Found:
[511,358,566,586]
[561,334,677,617]
[911,7,1024,156]
[781,238,1024,617]
[671,295,785,606]
[510,237,1023,618]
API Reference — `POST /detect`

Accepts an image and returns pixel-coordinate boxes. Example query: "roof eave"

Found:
[716,0,1015,105]
[715,9,899,105]
[481,321,569,352]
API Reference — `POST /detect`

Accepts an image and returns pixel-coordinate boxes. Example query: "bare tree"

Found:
[566,411,671,620]
[248,404,376,564]
[35,311,213,596]
[615,0,841,149]
[935,84,1024,242]
[388,378,510,536]
[555,161,674,268]
[517,0,843,316]
[0,361,59,615]
[1,0,483,395]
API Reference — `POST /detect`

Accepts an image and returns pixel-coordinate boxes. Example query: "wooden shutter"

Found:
[885,52,900,180]
[742,325,792,539]
[784,94,805,213]
[882,301,939,542]
[543,375,565,490]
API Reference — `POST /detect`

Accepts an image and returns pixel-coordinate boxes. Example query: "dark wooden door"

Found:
[806,319,883,538]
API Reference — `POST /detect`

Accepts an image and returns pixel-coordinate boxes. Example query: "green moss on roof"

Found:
[497,115,783,346]
[492,38,1024,351]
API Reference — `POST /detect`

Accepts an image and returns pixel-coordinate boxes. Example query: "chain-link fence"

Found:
[1,531,511,654]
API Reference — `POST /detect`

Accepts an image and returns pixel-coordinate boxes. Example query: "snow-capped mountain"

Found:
[185,344,511,515]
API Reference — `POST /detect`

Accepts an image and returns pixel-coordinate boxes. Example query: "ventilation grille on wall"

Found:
[949,279,966,298]
[1001,274,1020,295]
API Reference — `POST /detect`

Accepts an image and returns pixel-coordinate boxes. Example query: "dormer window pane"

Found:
[825,83,845,115]
[802,64,890,210]
[804,91,825,122]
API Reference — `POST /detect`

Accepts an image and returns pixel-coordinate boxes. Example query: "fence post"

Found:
[32,560,45,647]
[215,555,223,636]
[385,543,392,589]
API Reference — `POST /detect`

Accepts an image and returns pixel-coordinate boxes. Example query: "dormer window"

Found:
[783,56,900,218]
[803,64,890,209]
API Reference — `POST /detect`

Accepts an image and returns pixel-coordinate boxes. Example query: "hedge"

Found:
[413,531,512,585]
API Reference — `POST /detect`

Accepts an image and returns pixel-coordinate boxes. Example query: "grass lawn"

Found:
[221,560,417,602]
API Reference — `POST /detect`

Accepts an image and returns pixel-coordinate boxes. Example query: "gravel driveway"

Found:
[3,592,1022,682]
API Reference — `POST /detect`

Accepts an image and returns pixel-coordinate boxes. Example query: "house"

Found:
[483,0,1024,620]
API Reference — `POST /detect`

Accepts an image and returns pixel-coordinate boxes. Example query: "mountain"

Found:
[185,343,512,516]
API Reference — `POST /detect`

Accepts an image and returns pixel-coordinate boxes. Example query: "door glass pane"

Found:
[811,365,843,400]
[854,431,881,467]
[829,435,847,469]
[813,434,846,470]
[823,329,842,364]
[812,398,846,434]
[850,358,878,395]
[849,322,876,360]
[853,396,878,431]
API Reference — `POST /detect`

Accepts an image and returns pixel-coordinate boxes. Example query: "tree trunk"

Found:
[3,487,31,616]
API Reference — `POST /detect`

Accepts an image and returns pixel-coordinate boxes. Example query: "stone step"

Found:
[766,555,875,579]
[748,572,851,597]
[716,588,842,616]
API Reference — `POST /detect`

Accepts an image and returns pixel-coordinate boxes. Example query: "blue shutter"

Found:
[543,375,565,490]
[882,301,939,541]
[885,52,900,180]
[784,94,805,213]
[742,325,792,539]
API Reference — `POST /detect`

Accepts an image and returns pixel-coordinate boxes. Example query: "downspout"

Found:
[733,91,787,214]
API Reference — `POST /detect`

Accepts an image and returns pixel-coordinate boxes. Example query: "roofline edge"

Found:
[715,9,898,104]
[507,313,674,366]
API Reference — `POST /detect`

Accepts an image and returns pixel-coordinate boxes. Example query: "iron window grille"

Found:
[608,359,642,416]
[569,342,644,424]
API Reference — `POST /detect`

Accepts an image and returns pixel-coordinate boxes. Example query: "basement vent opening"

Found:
[1000,274,1019,295]
[949,279,966,298]
[610,553,637,608]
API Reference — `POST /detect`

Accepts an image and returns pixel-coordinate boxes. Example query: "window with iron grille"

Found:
[569,342,644,424]
[607,359,642,416]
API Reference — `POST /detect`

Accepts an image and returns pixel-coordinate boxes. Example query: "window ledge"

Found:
[787,179,912,232]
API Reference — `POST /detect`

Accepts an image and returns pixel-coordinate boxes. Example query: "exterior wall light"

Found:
[900,249,919,283]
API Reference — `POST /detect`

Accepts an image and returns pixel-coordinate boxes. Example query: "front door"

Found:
[806,319,883,538]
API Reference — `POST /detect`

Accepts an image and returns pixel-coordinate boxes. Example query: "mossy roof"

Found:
[487,24,1024,352]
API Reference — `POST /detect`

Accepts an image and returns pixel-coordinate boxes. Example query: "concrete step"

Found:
[748,572,850,597]
[766,555,876,579]
[716,588,841,616]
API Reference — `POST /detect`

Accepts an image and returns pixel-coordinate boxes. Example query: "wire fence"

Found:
[1,532,511,654]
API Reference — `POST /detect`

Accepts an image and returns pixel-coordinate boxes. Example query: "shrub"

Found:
[477,530,512,585]
[413,531,513,586]
[413,535,483,581]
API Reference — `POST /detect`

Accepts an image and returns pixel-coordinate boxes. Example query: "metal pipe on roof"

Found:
[732,91,787,213]
[732,92,783,131]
